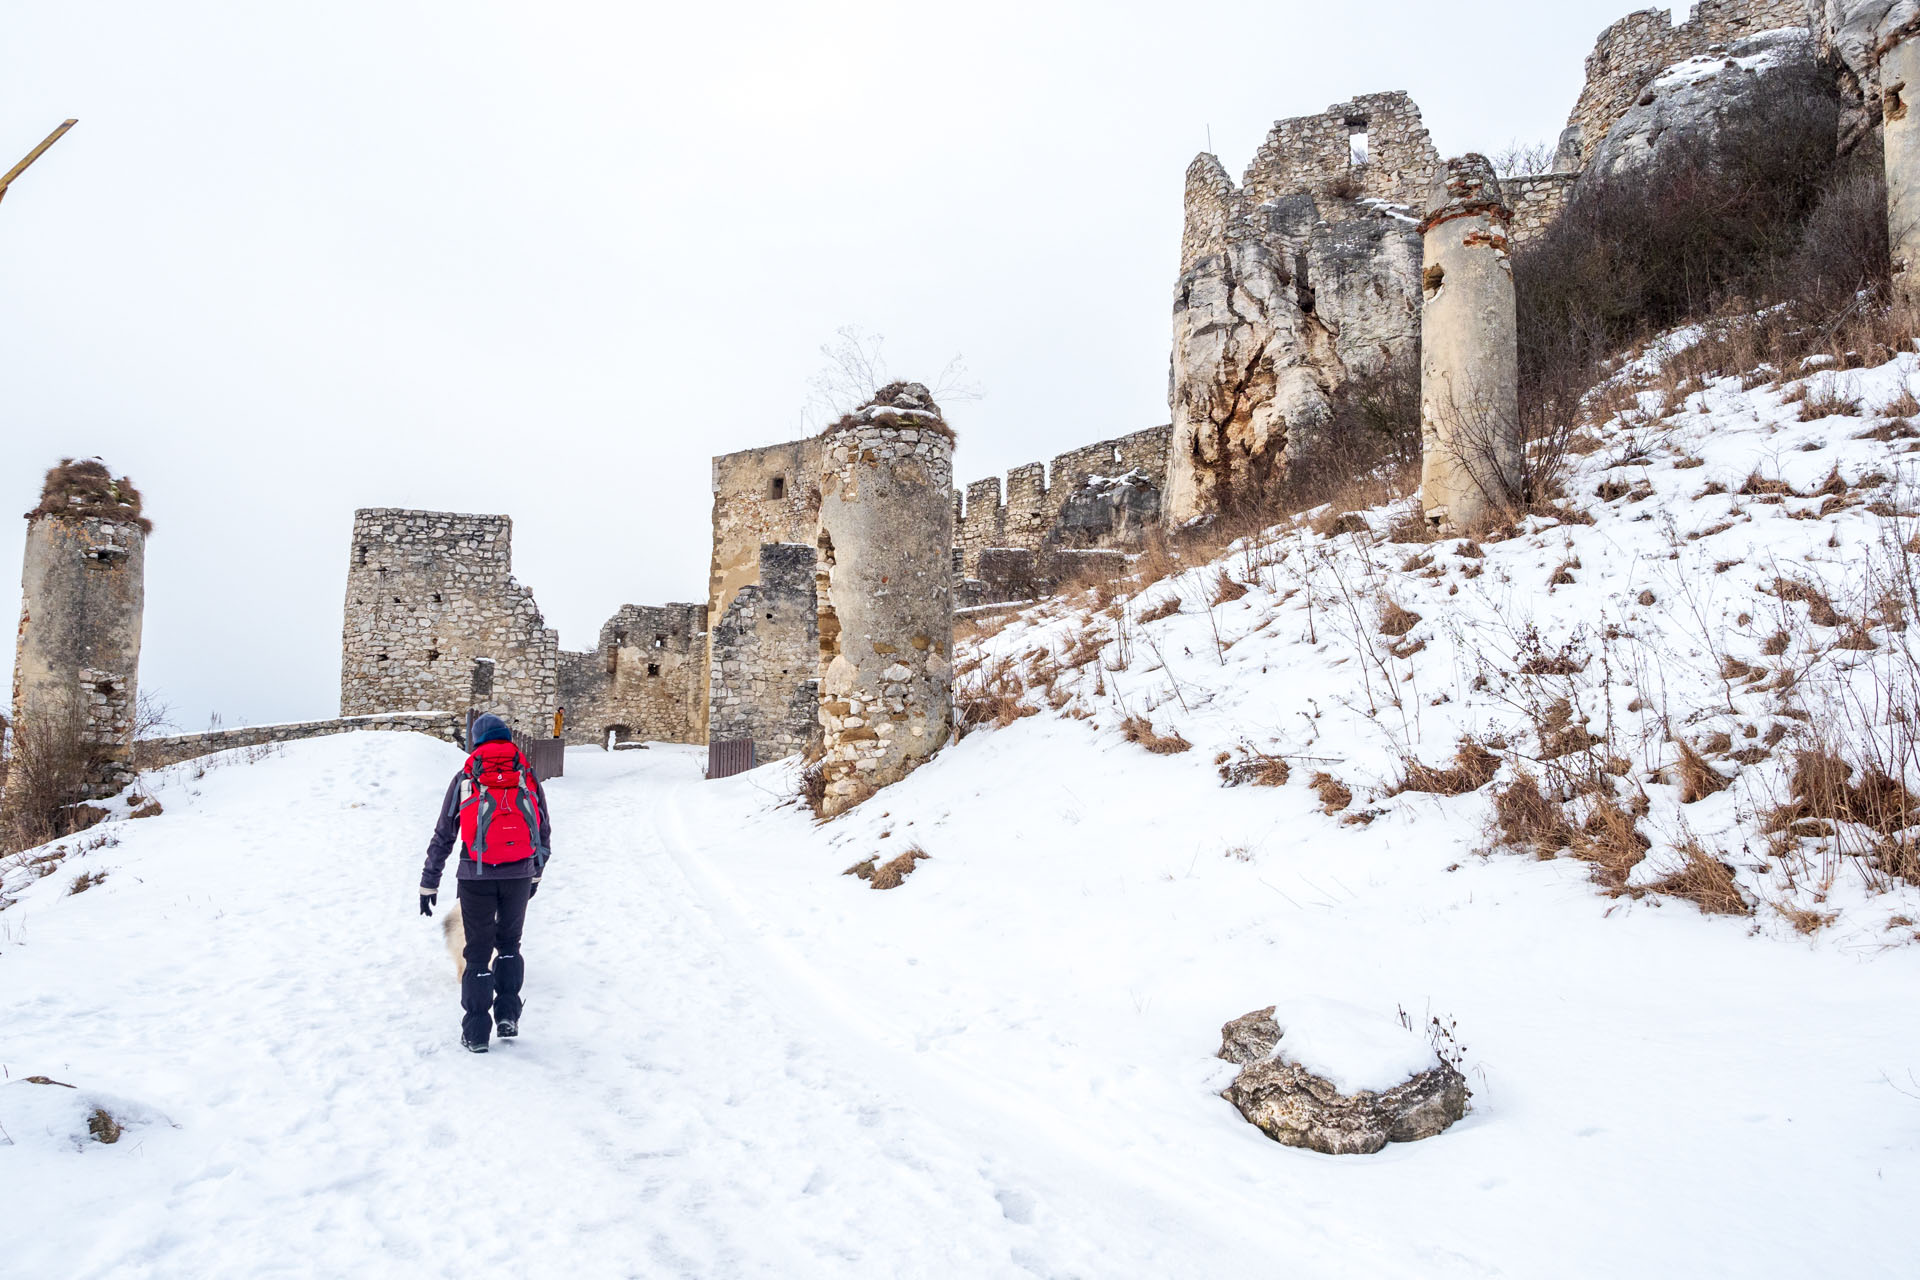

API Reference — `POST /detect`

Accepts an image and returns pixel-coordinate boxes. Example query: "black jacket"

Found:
[419,765,552,892]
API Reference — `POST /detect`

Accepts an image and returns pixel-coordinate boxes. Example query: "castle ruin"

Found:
[8,460,149,801]
[1166,94,1436,524]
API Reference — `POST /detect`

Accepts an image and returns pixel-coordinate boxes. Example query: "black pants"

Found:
[456,876,531,1044]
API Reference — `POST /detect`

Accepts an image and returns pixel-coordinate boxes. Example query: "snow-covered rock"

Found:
[1217,1002,1468,1155]
[1583,28,1830,181]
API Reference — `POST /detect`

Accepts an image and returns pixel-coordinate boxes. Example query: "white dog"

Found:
[442,901,467,980]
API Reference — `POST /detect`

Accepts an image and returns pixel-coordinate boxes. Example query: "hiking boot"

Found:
[496,1020,518,1039]
[462,1037,489,1053]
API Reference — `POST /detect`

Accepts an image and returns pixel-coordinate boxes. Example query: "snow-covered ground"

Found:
[8,347,1920,1277]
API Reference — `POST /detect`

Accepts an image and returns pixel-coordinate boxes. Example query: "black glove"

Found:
[528,879,540,899]
[419,891,436,917]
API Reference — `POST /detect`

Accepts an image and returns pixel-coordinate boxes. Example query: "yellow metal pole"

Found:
[0,120,78,202]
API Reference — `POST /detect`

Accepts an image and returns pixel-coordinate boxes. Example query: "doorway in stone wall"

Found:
[605,724,633,750]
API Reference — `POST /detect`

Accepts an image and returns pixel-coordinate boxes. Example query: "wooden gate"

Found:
[707,738,756,780]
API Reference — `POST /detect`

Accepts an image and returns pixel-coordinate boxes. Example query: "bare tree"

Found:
[801,325,982,430]
[1489,139,1556,179]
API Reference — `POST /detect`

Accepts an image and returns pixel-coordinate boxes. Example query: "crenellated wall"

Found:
[951,426,1171,577]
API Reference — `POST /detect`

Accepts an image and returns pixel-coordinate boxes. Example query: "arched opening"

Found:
[605,724,634,750]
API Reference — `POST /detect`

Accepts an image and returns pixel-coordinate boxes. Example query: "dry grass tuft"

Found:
[1137,595,1181,624]
[1568,795,1651,890]
[1218,746,1290,788]
[1396,738,1501,797]
[1121,716,1192,755]
[1674,742,1734,804]
[68,868,108,895]
[1645,840,1752,915]
[844,845,930,890]
[27,458,151,532]
[1309,772,1353,814]
[1492,770,1572,855]
[1378,600,1422,638]
[1211,570,1249,606]
[1772,577,1844,629]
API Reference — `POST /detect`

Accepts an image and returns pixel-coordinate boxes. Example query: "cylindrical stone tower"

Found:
[1418,155,1521,532]
[814,383,955,817]
[1884,27,1920,311]
[9,460,149,802]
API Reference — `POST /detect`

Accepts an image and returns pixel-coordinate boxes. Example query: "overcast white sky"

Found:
[2,0,1644,731]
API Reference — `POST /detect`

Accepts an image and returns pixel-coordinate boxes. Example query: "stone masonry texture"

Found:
[558,602,708,748]
[815,385,955,817]
[340,509,559,735]
[11,488,147,801]
[709,543,819,763]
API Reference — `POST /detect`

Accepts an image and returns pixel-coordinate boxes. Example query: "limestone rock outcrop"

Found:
[1217,1006,1469,1157]
[1819,1,1920,138]
[1166,94,1437,525]
[1582,27,1829,180]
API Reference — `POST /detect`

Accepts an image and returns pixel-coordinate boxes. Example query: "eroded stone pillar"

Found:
[815,383,954,817]
[8,460,148,804]
[1884,27,1920,310]
[1419,156,1521,531]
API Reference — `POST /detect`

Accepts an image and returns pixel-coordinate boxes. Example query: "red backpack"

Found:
[458,740,546,867]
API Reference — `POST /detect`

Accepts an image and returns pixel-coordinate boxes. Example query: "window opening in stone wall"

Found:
[653,634,666,648]
[647,663,661,678]
[357,546,367,566]
[770,475,787,500]
[613,628,627,646]
[1347,118,1370,167]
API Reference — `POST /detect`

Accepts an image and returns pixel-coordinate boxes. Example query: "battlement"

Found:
[1561,1,1812,169]
[952,426,1171,577]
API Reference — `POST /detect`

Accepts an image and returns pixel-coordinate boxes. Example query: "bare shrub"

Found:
[1568,794,1651,891]
[2,703,98,855]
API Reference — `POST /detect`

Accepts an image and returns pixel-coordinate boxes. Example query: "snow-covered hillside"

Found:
[7,344,1920,1277]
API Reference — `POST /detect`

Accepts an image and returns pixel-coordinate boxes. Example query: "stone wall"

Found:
[707,439,824,725]
[1502,173,1578,243]
[951,425,1170,578]
[558,602,708,748]
[708,543,818,762]
[136,711,464,771]
[1560,1,1814,170]
[340,509,558,735]
[1241,91,1440,222]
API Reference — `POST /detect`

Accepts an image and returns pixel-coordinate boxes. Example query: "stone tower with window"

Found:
[8,459,149,802]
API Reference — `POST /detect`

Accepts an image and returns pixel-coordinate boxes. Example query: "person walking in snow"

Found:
[418,713,552,1053]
